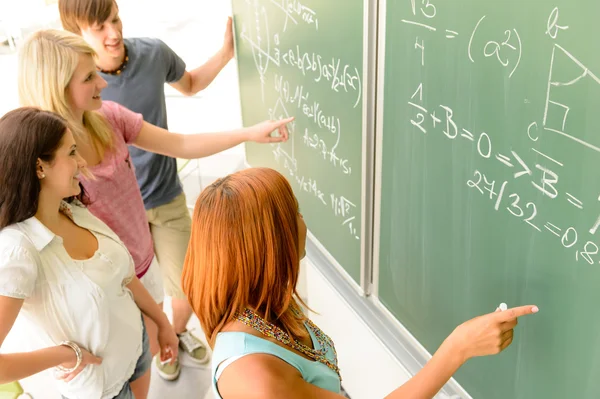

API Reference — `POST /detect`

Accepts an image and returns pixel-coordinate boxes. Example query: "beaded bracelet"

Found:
[56,341,82,373]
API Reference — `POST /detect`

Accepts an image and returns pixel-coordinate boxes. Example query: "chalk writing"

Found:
[402,3,600,266]
[239,0,362,242]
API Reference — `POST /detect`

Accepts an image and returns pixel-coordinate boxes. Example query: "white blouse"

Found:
[0,202,143,399]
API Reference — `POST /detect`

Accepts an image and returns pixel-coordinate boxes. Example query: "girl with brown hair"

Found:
[0,108,178,399]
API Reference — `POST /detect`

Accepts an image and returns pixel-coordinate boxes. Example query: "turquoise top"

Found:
[211,322,341,397]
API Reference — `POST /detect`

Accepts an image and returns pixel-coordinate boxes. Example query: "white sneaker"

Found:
[178,330,211,366]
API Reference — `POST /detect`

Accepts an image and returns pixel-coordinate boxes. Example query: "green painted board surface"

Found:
[232,0,365,283]
[378,2,600,398]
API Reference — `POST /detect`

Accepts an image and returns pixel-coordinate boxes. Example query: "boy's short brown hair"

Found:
[58,0,116,34]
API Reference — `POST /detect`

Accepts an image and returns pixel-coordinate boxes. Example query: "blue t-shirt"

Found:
[99,37,186,210]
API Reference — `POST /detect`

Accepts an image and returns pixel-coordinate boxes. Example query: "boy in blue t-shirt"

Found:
[59,0,234,381]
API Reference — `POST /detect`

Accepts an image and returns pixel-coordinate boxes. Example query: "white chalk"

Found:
[498,302,508,311]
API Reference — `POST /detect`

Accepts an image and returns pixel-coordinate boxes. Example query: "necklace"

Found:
[234,308,341,379]
[97,45,129,76]
[59,201,73,218]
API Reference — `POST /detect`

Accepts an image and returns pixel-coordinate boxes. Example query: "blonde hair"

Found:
[18,29,113,158]
[182,168,309,347]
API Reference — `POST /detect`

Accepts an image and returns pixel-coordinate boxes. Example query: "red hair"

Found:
[182,167,308,347]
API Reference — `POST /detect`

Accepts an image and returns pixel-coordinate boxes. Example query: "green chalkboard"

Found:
[232,0,365,284]
[378,2,600,398]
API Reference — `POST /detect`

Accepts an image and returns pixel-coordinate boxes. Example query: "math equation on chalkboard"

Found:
[238,0,363,242]
[402,2,600,264]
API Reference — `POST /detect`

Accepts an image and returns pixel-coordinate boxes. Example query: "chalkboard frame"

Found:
[231,0,379,296]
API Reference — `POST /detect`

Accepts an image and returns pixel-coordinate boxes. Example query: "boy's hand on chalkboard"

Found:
[247,117,295,143]
[447,305,539,363]
[222,17,234,61]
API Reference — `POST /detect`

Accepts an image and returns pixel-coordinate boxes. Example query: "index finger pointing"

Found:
[276,116,295,126]
[498,305,539,321]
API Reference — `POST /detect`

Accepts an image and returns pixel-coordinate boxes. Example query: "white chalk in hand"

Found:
[498,302,508,311]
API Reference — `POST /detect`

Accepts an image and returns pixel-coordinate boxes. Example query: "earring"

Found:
[40,174,46,179]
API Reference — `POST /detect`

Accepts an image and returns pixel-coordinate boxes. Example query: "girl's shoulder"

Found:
[98,101,143,144]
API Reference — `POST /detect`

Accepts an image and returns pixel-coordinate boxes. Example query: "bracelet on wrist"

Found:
[56,341,82,373]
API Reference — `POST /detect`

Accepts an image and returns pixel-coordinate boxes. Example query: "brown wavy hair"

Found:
[0,107,88,229]
[182,167,309,347]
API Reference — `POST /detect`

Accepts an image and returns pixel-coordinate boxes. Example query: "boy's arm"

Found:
[169,17,234,96]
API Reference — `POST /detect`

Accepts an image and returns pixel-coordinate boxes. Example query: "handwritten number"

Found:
[506,196,541,231]
[579,241,599,265]
[524,203,541,231]
[482,174,497,199]
[411,113,427,134]
[467,170,484,194]
[507,193,524,217]
[477,132,492,158]
[561,227,578,248]
[420,0,437,18]
[501,30,516,49]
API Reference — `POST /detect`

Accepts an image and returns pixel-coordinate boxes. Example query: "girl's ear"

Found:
[36,159,46,179]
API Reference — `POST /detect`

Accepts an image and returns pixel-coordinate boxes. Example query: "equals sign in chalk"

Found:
[495,153,514,168]
[445,29,459,39]
[460,128,474,141]
[544,222,562,237]
[565,193,583,209]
